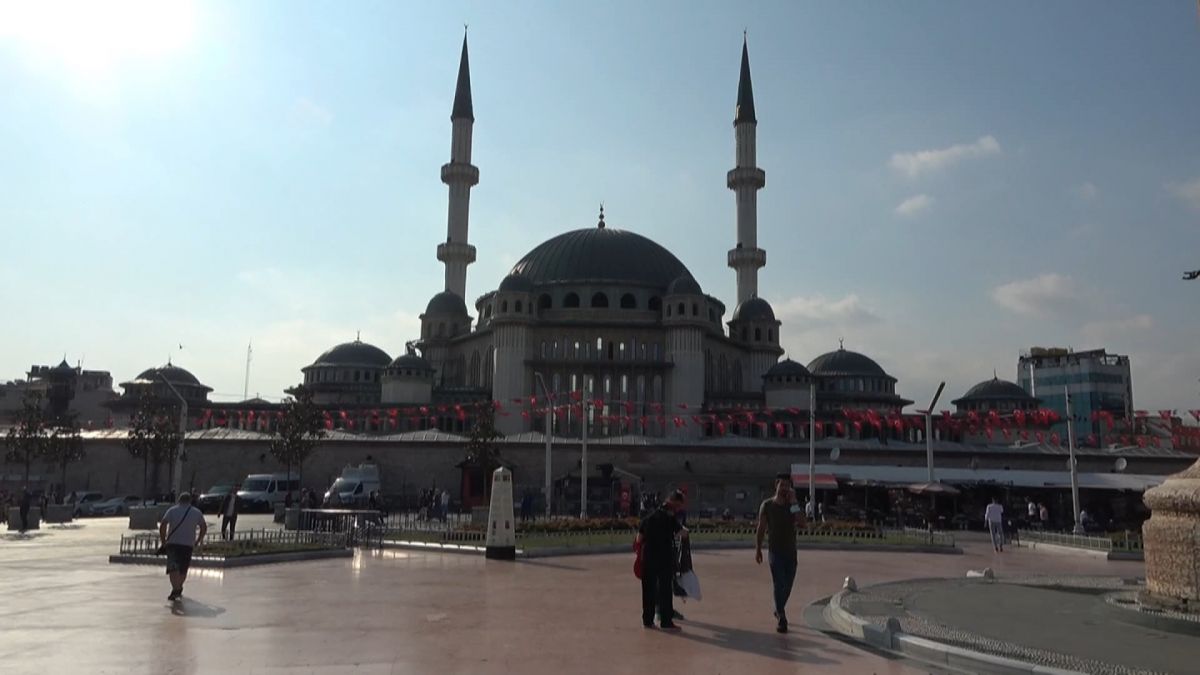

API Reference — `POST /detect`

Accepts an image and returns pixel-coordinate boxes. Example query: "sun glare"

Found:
[0,0,197,82]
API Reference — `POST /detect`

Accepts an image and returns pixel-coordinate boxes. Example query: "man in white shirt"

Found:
[1027,498,1038,526]
[984,498,1005,552]
[158,493,208,602]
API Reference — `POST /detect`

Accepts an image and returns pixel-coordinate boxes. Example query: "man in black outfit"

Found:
[219,484,241,541]
[637,490,687,631]
[18,487,32,533]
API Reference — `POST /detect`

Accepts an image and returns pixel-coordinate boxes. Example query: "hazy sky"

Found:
[2,1,1199,410]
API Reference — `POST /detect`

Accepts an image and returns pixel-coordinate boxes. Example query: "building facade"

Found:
[1017,347,1133,445]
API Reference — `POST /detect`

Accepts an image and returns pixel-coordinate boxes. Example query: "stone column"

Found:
[1141,459,1200,611]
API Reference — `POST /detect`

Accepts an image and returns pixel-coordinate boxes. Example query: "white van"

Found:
[323,464,381,508]
[238,473,300,512]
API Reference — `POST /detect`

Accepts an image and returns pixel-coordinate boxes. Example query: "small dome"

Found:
[389,352,432,372]
[807,347,887,377]
[498,273,534,293]
[667,274,702,296]
[310,340,392,368]
[424,291,470,317]
[764,359,811,380]
[731,296,776,322]
[136,364,203,387]
[953,377,1035,404]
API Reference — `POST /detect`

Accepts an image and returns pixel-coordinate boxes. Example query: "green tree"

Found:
[463,402,505,498]
[4,391,49,484]
[45,413,85,494]
[125,389,182,504]
[269,386,325,490]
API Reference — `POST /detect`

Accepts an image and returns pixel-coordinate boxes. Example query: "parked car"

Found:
[197,485,235,514]
[87,495,145,517]
[238,474,300,513]
[66,491,105,516]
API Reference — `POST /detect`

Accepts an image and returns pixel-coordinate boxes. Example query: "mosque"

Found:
[283,35,910,439]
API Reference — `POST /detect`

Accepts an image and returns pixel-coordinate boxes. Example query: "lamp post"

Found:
[1066,386,1083,534]
[808,381,816,509]
[157,373,187,498]
[922,382,946,483]
[535,373,553,517]
[580,392,589,519]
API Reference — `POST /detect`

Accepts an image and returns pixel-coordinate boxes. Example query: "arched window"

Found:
[469,351,481,387]
[754,328,762,341]
[648,296,662,312]
[692,303,698,316]
[501,300,509,313]
[607,342,614,360]
[596,337,603,353]
[620,293,636,309]
[438,322,446,337]
[619,342,626,360]
[484,305,492,319]
[538,294,552,310]
[767,328,773,342]
[564,292,580,308]
[677,302,685,316]
[515,300,523,313]
[591,292,609,308]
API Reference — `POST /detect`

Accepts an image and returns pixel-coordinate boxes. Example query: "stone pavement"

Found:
[0,517,1145,674]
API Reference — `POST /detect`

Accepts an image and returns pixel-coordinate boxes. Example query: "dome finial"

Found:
[356,330,361,342]
[993,368,998,380]
[597,203,605,229]
[838,337,844,350]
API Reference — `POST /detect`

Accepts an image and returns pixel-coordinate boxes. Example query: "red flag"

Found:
[1159,410,1174,421]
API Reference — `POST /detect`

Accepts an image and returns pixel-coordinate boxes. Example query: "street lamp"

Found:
[580,389,590,519]
[156,373,187,498]
[1066,387,1083,534]
[919,382,946,483]
[534,373,553,517]
[808,381,816,509]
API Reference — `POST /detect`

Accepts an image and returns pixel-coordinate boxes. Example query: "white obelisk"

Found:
[485,466,516,560]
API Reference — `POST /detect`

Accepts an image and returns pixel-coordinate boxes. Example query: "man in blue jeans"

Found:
[755,474,798,633]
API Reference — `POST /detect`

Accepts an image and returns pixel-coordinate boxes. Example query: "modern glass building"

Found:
[1017,347,1133,445]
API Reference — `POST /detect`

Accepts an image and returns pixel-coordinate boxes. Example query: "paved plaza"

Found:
[1,517,1148,674]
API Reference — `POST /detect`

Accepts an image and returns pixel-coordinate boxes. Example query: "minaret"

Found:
[437,33,479,300]
[727,36,767,306]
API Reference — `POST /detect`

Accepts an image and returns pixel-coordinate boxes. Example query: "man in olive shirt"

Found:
[637,490,686,630]
[756,473,798,633]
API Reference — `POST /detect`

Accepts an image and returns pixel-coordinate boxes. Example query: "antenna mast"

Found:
[243,342,253,400]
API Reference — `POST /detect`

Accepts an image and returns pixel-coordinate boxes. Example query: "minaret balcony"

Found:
[437,241,477,264]
[727,247,766,269]
[726,167,765,190]
[441,162,480,186]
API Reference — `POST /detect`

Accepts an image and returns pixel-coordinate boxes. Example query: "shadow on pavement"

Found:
[2,531,49,541]
[170,598,227,618]
[517,559,587,572]
[669,619,849,665]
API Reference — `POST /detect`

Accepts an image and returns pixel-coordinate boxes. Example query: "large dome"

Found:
[136,364,203,387]
[508,227,693,290]
[309,340,392,368]
[807,347,888,377]
[954,377,1034,404]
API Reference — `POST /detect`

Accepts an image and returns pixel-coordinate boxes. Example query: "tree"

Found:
[4,391,49,484]
[463,402,505,499]
[269,386,325,491]
[44,413,85,494]
[125,389,182,504]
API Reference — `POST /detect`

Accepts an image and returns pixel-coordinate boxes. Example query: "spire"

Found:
[451,32,474,121]
[597,203,605,229]
[735,35,756,125]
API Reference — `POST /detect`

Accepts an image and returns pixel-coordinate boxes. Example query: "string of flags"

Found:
[154,394,1200,450]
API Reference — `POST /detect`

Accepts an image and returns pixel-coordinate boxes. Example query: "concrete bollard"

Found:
[43,505,74,524]
[843,576,858,592]
[128,505,170,530]
[6,507,42,531]
[485,467,516,560]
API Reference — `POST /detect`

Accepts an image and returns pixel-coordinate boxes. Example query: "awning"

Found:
[793,463,1167,492]
[789,472,839,490]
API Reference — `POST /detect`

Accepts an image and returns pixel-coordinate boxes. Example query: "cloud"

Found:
[890,136,1001,178]
[895,194,934,217]
[291,96,334,128]
[1074,181,1099,202]
[774,293,880,325]
[1168,176,1200,212]
[991,273,1076,317]
[1080,314,1153,345]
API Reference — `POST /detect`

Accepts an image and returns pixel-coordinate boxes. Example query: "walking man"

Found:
[637,490,686,631]
[756,473,799,633]
[219,484,240,541]
[1027,498,1038,528]
[158,493,207,602]
[985,497,1005,552]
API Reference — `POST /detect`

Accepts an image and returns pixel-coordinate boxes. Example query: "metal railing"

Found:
[118,528,349,558]
[1019,529,1115,552]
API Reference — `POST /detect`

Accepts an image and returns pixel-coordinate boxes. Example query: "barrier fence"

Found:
[118,528,350,558]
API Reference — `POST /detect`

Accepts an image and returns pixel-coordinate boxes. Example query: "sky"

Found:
[1,1,1199,410]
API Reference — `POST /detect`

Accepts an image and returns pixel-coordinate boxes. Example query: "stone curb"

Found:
[108,548,352,568]
[1019,542,1109,559]
[823,588,1083,675]
[383,539,961,558]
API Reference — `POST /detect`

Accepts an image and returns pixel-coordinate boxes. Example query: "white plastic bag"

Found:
[677,570,702,601]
